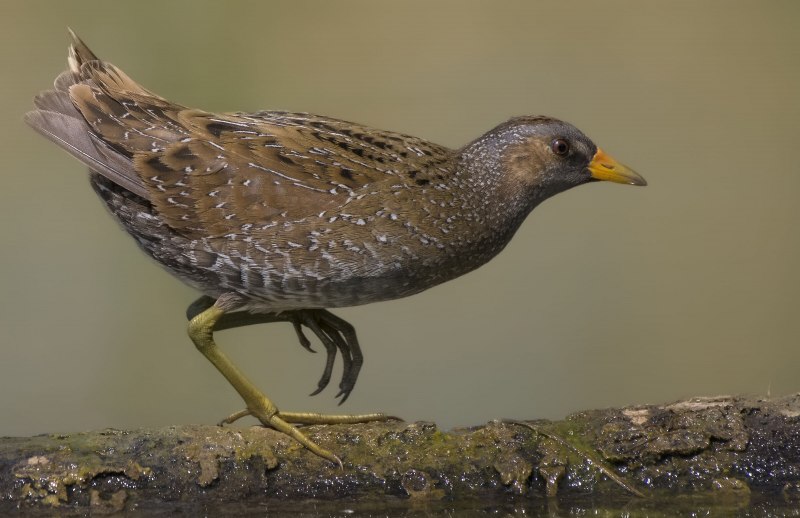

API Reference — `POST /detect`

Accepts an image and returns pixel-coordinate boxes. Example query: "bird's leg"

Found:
[210,308,364,423]
[186,295,216,320]
[186,297,358,396]
[187,293,393,465]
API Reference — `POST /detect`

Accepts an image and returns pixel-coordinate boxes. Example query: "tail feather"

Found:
[24,110,149,198]
[33,89,77,115]
[67,28,99,73]
[25,30,158,200]
[54,70,79,92]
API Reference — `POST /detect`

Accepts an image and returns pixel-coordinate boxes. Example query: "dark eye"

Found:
[551,139,570,156]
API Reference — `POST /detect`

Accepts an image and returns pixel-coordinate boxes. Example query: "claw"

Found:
[309,352,334,396]
[290,318,315,353]
[319,322,354,401]
[219,408,252,425]
[317,310,363,404]
[297,312,339,395]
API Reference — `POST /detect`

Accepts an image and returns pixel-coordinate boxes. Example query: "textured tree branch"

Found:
[2,394,799,513]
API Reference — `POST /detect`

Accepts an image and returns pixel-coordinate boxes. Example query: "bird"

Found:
[25,31,646,466]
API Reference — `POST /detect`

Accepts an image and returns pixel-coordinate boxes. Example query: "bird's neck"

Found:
[425,140,544,276]
[454,135,545,228]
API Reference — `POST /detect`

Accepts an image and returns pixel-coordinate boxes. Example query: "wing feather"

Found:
[27,31,455,240]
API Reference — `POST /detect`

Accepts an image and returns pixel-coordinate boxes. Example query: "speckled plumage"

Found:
[26,32,645,462]
[26,32,645,316]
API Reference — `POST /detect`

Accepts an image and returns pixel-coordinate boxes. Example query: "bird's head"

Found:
[475,116,646,204]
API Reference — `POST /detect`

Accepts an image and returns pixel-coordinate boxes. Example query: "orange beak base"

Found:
[587,148,647,186]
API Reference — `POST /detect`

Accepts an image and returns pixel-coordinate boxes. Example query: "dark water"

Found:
[40,496,793,517]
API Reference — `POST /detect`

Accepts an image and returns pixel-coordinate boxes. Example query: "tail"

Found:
[66,27,99,75]
[24,30,187,200]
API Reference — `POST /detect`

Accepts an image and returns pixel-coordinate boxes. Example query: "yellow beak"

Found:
[588,148,647,186]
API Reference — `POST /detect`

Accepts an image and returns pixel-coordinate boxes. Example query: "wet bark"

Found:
[2,394,799,514]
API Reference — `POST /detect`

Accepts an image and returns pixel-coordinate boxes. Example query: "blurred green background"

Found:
[1,1,798,438]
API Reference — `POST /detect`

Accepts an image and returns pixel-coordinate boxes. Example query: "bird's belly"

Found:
[227,269,428,311]
[176,237,467,311]
[93,174,512,311]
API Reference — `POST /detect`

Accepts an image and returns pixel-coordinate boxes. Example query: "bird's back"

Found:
[26,32,498,311]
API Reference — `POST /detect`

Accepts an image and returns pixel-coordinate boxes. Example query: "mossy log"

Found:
[2,394,799,514]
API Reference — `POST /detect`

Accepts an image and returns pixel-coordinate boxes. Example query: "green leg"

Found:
[187,296,362,401]
[188,296,392,466]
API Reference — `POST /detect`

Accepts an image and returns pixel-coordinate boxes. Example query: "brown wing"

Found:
[28,32,453,239]
[130,110,453,236]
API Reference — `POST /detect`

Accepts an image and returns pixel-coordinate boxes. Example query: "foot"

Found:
[186,297,363,401]
[187,294,396,465]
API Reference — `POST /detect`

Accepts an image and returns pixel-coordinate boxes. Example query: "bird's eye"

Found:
[551,139,570,156]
